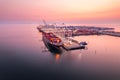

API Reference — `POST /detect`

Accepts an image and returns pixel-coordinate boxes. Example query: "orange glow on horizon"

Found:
[0,0,120,23]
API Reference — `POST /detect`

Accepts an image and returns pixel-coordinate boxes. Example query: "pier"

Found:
[37,25,87,51]
[37,24,120,37]
[37,24,120,51]
[102,31,120,37]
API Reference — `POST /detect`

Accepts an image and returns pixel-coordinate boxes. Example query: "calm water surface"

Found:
[0,24,120,80]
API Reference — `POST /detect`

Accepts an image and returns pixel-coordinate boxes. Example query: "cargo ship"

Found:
[42,32,63,53]
[37,20,87,52]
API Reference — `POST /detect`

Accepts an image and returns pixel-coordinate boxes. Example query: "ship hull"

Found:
[42,34,62,53]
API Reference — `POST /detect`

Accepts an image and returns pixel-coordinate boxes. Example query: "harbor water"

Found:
[0,24,120,80]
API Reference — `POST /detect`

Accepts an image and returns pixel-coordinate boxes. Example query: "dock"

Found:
[62,41,85,50]
[37,25,87,51]
[102,31,120,37]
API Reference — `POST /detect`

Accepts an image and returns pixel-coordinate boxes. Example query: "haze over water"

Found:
[0,23,120,80]
[0,0,120,79]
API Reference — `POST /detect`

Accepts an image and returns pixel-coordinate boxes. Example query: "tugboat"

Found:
[42,32,63,53]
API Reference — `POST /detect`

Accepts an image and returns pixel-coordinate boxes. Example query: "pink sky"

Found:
[0,0,120,23]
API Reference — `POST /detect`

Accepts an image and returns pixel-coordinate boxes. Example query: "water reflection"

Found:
[39,39,62,62]
[1,24,120,80]
[48,48,62,61]
[54,53,61,61]
[40,38,87,62]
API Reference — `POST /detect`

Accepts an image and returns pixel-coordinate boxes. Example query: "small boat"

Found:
[79,41,87,45]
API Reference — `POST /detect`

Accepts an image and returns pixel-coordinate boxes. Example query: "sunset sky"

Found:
[0,0,120,23]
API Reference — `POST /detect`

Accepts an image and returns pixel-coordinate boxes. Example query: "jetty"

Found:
[37,22,120,51]
[37,25,87,51]
[102,31,120,37]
